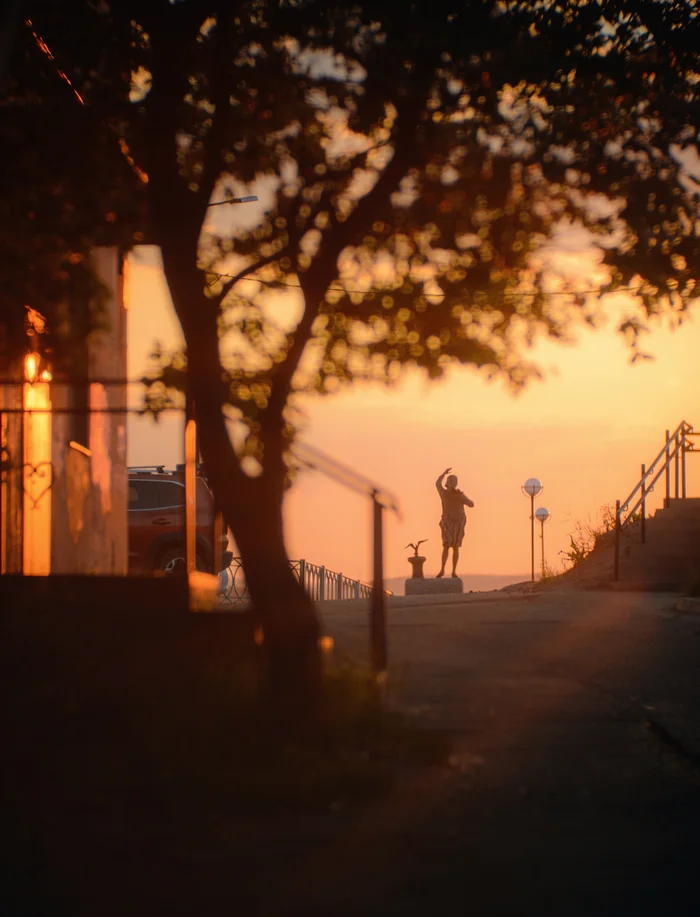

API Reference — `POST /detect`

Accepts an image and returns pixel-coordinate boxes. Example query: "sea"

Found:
[385,573,530,596]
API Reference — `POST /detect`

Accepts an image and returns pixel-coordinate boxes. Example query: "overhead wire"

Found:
[206,269,646,300]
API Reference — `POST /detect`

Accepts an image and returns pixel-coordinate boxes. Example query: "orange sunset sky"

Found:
[126,247,699,585]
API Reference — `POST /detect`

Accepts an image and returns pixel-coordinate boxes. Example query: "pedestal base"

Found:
[405,577,464,595]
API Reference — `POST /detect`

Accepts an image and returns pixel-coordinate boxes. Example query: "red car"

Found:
[127,466,232,574]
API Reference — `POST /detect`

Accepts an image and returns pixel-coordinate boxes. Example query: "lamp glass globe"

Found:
[523,477,543,497]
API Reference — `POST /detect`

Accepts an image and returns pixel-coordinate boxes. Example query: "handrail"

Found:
[620,434,685,524]
[618,420,693,527]
[614,420,696,581]
[292,440,401,514]
[291,440,399,673]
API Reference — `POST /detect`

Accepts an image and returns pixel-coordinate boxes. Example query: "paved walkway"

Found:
[294,589,700,915]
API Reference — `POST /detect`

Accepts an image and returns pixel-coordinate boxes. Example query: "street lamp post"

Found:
[521,478,543,582]
[207,194,259,207]
[535,506,550,580]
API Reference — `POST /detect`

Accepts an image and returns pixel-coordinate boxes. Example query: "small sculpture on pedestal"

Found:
[405,540,428,579]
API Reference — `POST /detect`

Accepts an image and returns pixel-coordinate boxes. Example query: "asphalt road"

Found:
[296,589,700,916]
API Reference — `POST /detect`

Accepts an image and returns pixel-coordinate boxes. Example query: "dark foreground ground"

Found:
[5,588,700,916]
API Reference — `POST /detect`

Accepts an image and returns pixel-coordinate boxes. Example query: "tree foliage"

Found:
[4,0,700,707]
[135,0,700,458]
[5,0,700,409]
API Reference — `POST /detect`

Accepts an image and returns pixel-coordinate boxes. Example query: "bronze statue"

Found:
[435,467,475,578]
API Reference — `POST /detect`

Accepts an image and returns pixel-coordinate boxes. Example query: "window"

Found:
[158,480,185,508]
[127,479,162,510]
[196,477,214,508]
[67,382,90,449]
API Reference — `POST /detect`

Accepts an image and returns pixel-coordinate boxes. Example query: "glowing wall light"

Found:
[25,352,39,383]
[23,353,52,575]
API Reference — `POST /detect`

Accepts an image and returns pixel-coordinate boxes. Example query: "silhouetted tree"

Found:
[4,1,700,716]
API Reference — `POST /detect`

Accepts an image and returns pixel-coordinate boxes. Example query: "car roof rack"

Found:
[174,463,207,476]
[127,464,208,477]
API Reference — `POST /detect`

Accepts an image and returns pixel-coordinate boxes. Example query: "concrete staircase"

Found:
[616,498,700,590]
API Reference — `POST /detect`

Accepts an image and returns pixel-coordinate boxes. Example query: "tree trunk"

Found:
[232,481,323,712]
[140,13,324,728]
[158,246,324,725]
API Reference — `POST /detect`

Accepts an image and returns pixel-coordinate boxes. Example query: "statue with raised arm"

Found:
[435,467,475,578]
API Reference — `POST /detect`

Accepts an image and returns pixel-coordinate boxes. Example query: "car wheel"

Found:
[157,546,207,573]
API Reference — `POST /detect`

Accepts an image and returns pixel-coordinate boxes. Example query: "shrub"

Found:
[559,503,620,568]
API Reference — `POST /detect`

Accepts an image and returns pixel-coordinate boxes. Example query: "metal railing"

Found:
[219,556,378,605]
[614,420,696,580]
[290,442,400,673]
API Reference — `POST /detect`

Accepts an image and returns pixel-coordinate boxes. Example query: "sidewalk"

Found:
[299,588,700,916]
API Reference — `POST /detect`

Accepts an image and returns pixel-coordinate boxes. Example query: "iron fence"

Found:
[219,556,375,605]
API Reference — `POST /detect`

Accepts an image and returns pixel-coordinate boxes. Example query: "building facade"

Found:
[0,247,127,575]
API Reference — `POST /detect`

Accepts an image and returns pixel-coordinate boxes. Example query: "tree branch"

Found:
[306,103,417,298]
[258,106,420,474]
[258,269,323,479]
[198,2,236,210]
[213,248,286,301]
[329,138,392,173]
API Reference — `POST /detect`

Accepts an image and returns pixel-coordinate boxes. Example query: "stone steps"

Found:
[615,498,700,589]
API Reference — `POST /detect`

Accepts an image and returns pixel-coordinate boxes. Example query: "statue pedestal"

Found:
[407,555,426,578]
[405,577,463,595]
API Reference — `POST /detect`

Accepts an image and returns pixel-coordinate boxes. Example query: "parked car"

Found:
[127,466,232,574]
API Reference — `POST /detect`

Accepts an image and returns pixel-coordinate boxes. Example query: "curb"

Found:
[611,582,682,592]
[316,588,569,614]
